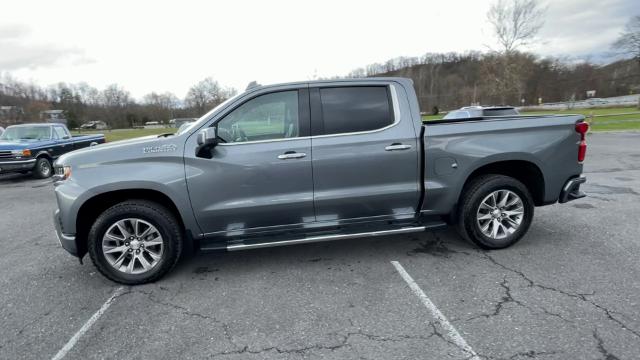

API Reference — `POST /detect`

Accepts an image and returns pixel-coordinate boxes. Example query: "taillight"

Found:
[575,122,589,163]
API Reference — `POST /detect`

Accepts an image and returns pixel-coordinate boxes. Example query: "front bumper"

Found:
[53,209,78,256]
[559,176,587,203]
[0,158,36,173]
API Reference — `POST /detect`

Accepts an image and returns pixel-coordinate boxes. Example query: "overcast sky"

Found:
[0,0,637,99]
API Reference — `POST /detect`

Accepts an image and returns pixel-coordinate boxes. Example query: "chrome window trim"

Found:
[216,83,400,146]
[218,136,311,146]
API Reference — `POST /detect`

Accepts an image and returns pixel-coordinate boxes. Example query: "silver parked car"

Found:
[443,106,520,120]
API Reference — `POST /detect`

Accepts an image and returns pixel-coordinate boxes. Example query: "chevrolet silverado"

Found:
[52,78,588,284]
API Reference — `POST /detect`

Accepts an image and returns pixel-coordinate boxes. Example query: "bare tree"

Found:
[487,0,546,53]
[613,15,640,67]
[185,77,236,116]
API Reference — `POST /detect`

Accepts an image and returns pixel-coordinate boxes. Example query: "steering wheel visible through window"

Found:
[216,90,299,144]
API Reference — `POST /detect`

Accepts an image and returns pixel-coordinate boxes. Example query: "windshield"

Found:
[192,93,243,125]
[169,93,242,137]
[176,122,196,135]
[0,126,51,141]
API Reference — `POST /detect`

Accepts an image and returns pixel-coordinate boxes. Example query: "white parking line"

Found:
[391,261,480,360]
[51,286,126,360]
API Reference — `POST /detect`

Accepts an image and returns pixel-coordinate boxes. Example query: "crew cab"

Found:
[0,123,105,178]
[52,78,588,284]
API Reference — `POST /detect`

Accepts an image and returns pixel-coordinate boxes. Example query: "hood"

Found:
[56,134,183,166]
[0,139,56,150]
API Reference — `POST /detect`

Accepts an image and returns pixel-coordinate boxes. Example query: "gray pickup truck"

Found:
[52,78,588,284]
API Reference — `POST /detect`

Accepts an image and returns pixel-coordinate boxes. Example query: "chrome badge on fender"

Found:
[142,144,177,154]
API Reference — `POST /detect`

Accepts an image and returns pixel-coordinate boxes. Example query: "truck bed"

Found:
[421,114,585,216]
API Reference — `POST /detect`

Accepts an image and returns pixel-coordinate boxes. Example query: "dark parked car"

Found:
[53,78,588,284]
[0,123,105,178]
[443,106,520,120]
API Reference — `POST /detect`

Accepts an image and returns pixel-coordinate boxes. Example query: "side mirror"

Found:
[196,127,218,158]
[197,127,218,147]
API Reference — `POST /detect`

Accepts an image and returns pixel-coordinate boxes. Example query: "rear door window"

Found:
[319,86,393,135]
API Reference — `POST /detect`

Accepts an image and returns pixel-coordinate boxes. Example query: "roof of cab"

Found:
[248,77,412,90]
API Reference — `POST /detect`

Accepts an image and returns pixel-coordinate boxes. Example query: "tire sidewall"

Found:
[462,176,534,249]
[34,158,52,179]
[88,204,179,284]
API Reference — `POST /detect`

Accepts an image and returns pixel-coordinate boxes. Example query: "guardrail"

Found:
[586,111,640,126]
[590,111,640,118]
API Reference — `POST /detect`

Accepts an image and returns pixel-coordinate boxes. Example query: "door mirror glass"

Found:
[197,127,218,147]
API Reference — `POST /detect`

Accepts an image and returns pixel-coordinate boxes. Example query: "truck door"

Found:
[309,83,420,222]
[185,87,315,235]
[52,125,72,158]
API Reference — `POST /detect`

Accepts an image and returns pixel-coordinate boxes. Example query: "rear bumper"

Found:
[0,158,36,173]
[559,176,586,203]
[53,209,78,256]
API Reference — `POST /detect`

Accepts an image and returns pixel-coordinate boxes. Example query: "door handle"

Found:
[278,152,307,160]
[385,144,412,151]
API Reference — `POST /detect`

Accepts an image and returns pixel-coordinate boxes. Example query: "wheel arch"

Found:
[74,189,187,259]
[460,159,546,207]
[34,150,53,160]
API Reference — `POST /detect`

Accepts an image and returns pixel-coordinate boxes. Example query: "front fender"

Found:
[54,158,201,238]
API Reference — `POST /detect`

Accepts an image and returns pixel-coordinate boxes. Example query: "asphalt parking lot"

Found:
[1,132,639,360]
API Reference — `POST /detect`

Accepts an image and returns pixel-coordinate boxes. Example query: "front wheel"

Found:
[33,157,52,179]
[88,200,183,284]
[456,174,534,249]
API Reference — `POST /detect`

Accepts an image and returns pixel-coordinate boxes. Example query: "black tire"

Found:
[33,157,52,179]
[88,200,183,285]
[456,174,534,249]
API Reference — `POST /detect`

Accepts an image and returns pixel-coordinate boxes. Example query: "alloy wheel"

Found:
[102,218,164,274]
[476,190,525,240]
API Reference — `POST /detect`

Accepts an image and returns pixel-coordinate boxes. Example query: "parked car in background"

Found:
[53,78,588,284]
[443,106,520,120]
[169,118,198,128]
[587,98,608,106]
[80,121,109,130]
[0,123,105,178]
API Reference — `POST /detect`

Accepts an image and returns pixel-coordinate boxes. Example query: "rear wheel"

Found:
[33,157,52,179]
[88,200,183,285]
[456,174,534,249]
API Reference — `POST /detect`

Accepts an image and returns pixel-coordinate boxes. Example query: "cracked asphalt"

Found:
[1,132,639,360]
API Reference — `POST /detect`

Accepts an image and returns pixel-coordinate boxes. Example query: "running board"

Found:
[226,226,427,251]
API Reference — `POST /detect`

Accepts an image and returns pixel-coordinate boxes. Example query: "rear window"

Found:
[319,86,393,135]
[483,108,519,116]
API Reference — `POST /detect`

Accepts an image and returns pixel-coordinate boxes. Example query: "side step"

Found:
[226,226,427,251]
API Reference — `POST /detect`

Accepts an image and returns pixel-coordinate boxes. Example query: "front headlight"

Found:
[54,165,72,180]
[11,149,31,158]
